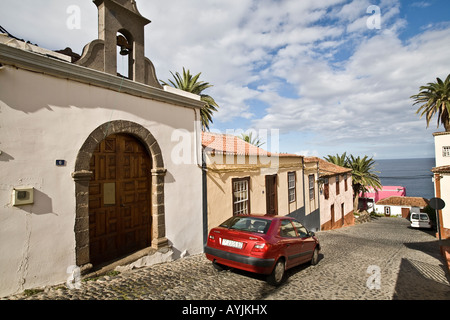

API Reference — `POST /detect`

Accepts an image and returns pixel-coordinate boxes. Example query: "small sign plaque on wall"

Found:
[56,160,66,167]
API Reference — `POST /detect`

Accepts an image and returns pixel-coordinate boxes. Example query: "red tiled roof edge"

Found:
[201,132,302,158]
[376,196,429,207]
[316,158,352,176]
[432,165,450,174]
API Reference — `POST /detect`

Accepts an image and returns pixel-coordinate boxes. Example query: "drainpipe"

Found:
[301,157,307,226]
[193,108,209,247]
[193,108,202,168]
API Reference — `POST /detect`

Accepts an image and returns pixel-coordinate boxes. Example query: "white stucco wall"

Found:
[434,133,450,168]
[320,175,353,227]
[0,58,203,297]
[439,175,450,229]
[433,133,450,230]
[374,205,401,216]
[373,205,421,217]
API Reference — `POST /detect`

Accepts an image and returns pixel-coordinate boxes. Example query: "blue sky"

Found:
[1,0,450,159]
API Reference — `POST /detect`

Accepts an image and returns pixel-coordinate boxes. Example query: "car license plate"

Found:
[221,239,243,249]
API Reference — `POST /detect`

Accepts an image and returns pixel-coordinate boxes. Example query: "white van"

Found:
[410,213,432,229]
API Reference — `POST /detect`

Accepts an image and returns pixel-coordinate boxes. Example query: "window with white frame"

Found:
[309,174,315,200]
[232,177,250,215]
[443,146,450,157]
[288,172,296,203]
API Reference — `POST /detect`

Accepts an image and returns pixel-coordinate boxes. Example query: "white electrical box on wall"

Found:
[12,187,34,206]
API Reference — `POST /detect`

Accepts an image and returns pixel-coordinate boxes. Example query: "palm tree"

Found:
[347,155,382,212]
[324,152,348,167]
[324,153,382,212]
[239,132,265,147]
[160,68,219,131]
[411,74,450,132]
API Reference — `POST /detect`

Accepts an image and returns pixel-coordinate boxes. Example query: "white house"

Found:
[374,196,429,218]
[0,0,204,297]
[432,132,450,239]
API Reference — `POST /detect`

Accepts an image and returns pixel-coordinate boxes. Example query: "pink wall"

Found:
[360,186,406,202]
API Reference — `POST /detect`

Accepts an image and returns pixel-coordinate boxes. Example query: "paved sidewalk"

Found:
[3,218,450,300]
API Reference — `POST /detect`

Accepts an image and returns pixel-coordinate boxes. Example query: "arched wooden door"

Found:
[89,134,152,266]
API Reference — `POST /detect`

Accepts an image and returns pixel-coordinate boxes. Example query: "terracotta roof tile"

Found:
[317,158,352,177]
[376,196,429,207]
[432,165,450,174]
[304,156,320,163]
[201,132,301,158]
[432,131,450,136]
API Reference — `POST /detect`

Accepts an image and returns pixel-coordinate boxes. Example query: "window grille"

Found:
[309,174,315,200]
[443,146,450,157]
[288,172,296,203]
[233,178,250,215]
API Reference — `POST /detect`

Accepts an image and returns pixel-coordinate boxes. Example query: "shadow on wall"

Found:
[165,170,176,184]
[0,151,14,162]
[169,241,189,260]
[18,189,55,216]
[288,207,321,233]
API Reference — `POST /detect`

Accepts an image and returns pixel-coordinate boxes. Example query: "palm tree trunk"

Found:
[444,119,450,132]
[353,194,359,213]
[443,104,450,131]
[352,183,361,213]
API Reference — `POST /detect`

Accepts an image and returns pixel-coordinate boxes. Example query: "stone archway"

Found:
[72,120,168,269]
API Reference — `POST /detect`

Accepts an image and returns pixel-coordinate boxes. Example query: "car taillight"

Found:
[252,243,269,253]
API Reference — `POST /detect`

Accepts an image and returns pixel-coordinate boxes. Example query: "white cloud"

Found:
[411,1,432,8]
[296,150,320,157]
[1,0,447,159]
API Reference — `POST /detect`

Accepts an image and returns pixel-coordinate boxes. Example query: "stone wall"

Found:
[354,211,372,225]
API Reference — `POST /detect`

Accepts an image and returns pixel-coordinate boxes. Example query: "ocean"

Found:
[373,158,435,200]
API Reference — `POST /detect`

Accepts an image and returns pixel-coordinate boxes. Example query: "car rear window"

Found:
[219,217,271,234]
[420,214,429,221]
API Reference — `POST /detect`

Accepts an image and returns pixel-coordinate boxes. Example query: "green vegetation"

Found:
[161,67,219,131]
[324,153,382,212]
[23,288,44,297]
[239,132,265,147]
[411,74,450,132]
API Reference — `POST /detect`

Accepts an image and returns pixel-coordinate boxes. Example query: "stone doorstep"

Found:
[8,247,175,298]
[82,246,174,280]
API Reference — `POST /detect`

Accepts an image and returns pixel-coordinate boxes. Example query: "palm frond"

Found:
[412,74,450,131]
[160,67,220,131]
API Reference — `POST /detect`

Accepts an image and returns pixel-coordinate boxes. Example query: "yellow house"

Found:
[202,132,320,235]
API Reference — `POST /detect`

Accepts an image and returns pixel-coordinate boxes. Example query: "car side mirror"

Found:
[309,231,315,237]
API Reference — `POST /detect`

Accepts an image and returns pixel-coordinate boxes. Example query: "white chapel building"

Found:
[0,0,204,297]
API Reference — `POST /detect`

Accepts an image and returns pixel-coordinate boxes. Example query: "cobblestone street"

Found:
[3,217,450,301]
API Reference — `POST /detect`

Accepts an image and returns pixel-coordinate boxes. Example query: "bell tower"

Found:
[76,0,161,88]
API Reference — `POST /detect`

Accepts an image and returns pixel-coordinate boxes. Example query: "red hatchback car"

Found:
[205,214,320,285]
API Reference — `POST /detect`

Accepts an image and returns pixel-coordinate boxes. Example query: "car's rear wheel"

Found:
[311,247,320,265]
[267,259,285,286]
